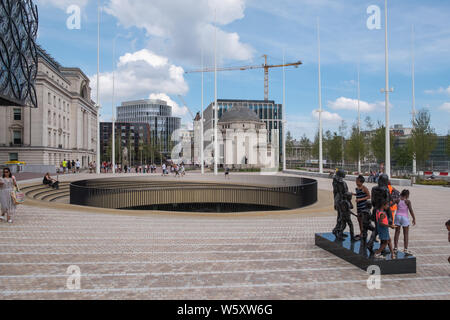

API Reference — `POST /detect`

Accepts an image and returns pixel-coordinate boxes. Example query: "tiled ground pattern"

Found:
[0,174,449,300]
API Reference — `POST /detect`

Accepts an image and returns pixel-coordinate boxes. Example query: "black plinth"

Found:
[315,233,416,275]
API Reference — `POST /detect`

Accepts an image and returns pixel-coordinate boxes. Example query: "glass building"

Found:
[117,99,181,155]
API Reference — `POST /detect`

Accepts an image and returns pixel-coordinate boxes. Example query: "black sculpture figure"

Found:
[360,202,375,245]
[336,192,357,241]
[332,170,348,239]
[367,174,393,252]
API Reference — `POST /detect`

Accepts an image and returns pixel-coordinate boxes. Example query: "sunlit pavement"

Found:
[0,172,449,300]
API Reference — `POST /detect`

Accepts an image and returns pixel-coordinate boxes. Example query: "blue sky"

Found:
[35,0,450,139]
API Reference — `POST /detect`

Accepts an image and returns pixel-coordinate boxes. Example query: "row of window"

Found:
[47,111,70,131]
[47,92,70,114]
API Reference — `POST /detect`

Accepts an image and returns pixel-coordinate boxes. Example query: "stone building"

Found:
[0,46,98,168]
[195,104,275,168]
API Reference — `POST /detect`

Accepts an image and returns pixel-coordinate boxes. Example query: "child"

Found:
[374,200,397,260]
[393,190,417,255]
[354,175,371,241]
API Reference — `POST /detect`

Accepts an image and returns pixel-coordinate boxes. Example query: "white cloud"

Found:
[149,93,189,118]
[105,0,254,64]
[90,49,188,104]
[425,86,450,95]
[312,110,342,123]
[36,0,88,10]
[439,102,450,112]
[327,97,385,112]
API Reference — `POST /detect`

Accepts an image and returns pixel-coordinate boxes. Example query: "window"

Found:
[13,109,22,121]
[48,93,51,104]
[13,130,22,145]
[48,111,51,125]
[9,153,18,161]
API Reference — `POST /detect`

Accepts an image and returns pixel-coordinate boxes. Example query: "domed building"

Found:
[217,104,273,168]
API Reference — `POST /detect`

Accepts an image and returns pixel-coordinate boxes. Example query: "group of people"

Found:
[368,170,384,184]
[161,163,186,177]
[333,170,418,259]
[59,159,81,174]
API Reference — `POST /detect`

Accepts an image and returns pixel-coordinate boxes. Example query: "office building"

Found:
[116,99,181,156]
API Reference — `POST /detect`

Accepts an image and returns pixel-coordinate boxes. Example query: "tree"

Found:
[299,134,312,160]
[286,131,295,157]
[370,122,394,163]
[346,123,366,163]
[393,142,413,167]
[328,132,343,164]
[410,109,437,167]
[365,116,374,131]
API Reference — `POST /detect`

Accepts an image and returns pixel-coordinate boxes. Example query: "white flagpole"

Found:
[282,49,287,172]
[411,24,417,175]
[96,0,101,175]
[357,62,361,174]
[317,17,323,174]
[214,10,218,176]
[112,37,116,174]
[201,47,205,175]
[383,0,392,178]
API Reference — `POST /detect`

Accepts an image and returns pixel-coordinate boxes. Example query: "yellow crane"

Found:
[185,54,302,101]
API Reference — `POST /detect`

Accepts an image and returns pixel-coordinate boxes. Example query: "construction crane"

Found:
[177,95,196,120]
[185,54,302,101]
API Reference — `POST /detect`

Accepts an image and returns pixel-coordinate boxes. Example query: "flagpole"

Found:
[112,36,116,175]
[383,0,392,178]
[317,17,323,174]
[357,62,361,174]
[411,24,417,175]
[201,47,205,175]
[214,10,218,176]
[282,49,287,172]
[96,0,101,175]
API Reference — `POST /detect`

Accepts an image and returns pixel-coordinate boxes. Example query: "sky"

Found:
[35,0,450,139]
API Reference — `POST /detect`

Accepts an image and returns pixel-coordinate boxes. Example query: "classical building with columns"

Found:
[0,46,98,168]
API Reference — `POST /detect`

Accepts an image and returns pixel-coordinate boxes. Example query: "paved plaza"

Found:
[0,173,449,300]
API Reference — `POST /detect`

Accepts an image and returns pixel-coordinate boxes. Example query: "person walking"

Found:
[393,190,417,255]
[0,168,18,224]
[75,159,81,173]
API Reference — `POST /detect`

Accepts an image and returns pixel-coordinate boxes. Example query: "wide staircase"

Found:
[21,182,71,204]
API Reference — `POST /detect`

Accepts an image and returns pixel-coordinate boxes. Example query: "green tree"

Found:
[370,122,394,163]
[410,109,437,167]
[328,132,343,164]
[286,131,295,157]
[393,141,413,167]
[346,123,366,163]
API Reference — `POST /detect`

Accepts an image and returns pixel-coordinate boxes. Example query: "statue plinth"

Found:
[315,233,416,275]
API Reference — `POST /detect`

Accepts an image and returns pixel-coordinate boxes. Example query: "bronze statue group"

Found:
[332,170,414,260]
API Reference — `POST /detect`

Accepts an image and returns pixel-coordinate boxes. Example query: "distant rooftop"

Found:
[121,99,168,106]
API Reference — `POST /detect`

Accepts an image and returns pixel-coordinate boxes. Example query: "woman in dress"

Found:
[0,168,18,224]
